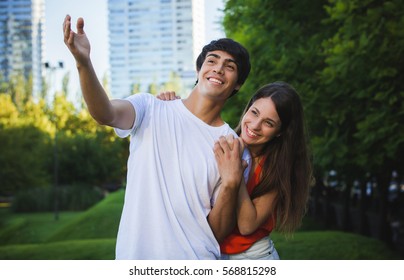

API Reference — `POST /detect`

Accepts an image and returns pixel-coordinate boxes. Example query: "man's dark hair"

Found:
[195,38,251,96]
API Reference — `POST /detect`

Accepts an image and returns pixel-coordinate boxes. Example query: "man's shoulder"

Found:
[124,93,161,110]
[125,92,153,101]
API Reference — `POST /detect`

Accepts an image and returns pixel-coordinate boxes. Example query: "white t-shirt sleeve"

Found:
[114,93,150,138]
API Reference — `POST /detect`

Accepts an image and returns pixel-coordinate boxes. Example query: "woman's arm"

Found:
[208,135,246,242]
[236,183,277,235]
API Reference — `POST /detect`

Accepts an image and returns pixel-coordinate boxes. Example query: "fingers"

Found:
[63,15,77,47]
[63,15,72,43]
[213,135,233,156]
[213,140,223,158]
[76,17,85,35]
[213,135,245,161]
[225,134,234,150]
[63,16,85,43]
[156,91,179,100]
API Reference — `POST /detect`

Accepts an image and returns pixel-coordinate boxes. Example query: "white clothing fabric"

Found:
[220,236,280,260]
[114,93,251,260]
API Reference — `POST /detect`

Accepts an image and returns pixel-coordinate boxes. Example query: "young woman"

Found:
[158,81,312,260]
[214,81,312,259]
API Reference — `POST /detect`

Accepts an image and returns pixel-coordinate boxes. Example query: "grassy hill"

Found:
[0,190,401,260]
[47,190,124,242]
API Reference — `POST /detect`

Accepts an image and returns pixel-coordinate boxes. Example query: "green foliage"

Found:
[222,0,330,128]
[223,0,404,182]
[320,0,404,175]
[0,94,19,125]
[160,72,185,96]
[8,73,33,110]
[0,77,128,196]
[0,125,52,195]
[222,1,404,242]
[146,71,188,97]
[0,94,52,195]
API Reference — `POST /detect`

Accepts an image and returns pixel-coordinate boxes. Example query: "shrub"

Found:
[12,184,104,213]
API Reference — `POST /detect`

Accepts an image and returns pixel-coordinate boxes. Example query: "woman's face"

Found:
[240,97,282,155]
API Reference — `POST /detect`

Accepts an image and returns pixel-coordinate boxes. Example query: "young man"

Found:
[63,15,251,259]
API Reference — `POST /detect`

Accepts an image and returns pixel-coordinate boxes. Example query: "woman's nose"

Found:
[249,119,261,131]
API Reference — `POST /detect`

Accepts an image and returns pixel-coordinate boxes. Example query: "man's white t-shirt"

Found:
[114,93,250,260]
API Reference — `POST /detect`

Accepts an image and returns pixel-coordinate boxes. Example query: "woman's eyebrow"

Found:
[252,106,279,125]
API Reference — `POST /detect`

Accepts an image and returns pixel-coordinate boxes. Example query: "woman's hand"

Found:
[213,135,245,188]
[156,91,180,101]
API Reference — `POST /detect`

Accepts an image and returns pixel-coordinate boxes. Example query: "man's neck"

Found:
[183,90,226,127]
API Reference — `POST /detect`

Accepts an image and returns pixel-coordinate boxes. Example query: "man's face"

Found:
[196,50,240,100]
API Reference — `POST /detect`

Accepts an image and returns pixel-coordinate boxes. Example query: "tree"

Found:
[9,73,32,110]
[61,72,70,98]
[131,82,141,95]
[222,0,404,241]
[0,94,51,195]
[160,72,185,96]
[222,0,330,128]
[319,0,404,240]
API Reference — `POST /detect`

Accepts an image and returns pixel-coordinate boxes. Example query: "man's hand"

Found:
[63,15,91,68]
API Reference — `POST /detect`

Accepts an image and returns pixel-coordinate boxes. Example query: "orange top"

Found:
[220,159,276,254]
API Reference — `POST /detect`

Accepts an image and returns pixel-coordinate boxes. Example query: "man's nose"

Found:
[213,63,224,74]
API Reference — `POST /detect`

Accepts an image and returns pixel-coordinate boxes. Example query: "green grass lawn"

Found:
[0,190,401,260]
[0,211,81,245]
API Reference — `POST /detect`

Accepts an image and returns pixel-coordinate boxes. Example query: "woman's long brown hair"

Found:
[235,82,312,234]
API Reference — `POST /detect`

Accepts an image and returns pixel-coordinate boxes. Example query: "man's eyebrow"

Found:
[206,53,237,64]
[207,53,220,59]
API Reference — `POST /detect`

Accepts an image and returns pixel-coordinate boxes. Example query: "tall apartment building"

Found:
[0,0,45,97]
[108,0,205,98]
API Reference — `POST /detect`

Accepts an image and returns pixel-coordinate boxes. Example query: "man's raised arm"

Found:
[63,15,134,130]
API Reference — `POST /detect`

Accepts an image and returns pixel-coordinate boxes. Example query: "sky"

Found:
[44,0,226,100]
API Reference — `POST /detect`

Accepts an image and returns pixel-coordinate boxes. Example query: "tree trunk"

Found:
[342,181,352,231]
[377,171,393,244]
[359,179,370,235]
